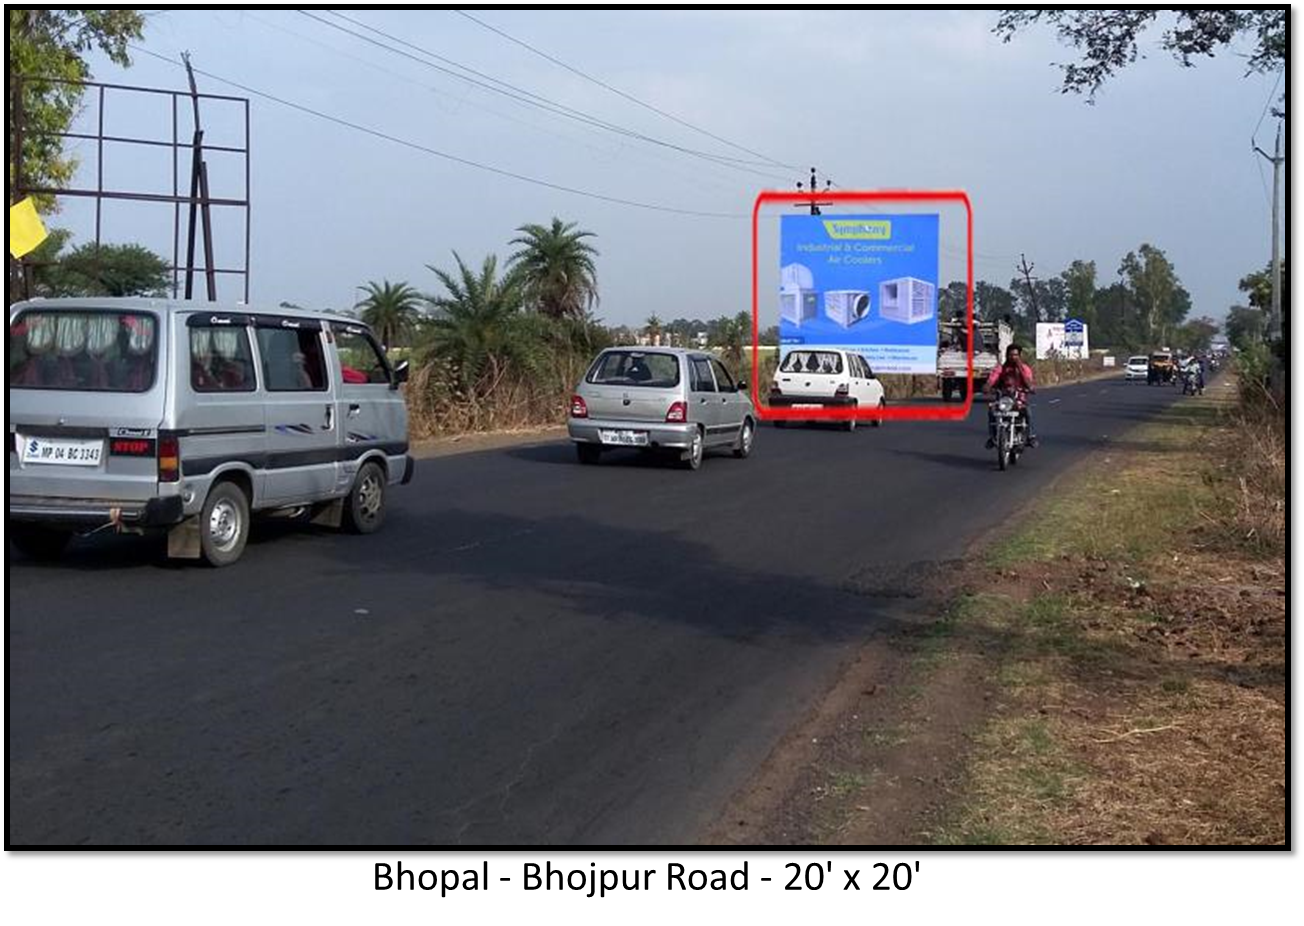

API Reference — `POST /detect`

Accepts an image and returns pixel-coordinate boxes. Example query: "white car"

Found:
[768,348,885,431]
[1125,355,1149,381]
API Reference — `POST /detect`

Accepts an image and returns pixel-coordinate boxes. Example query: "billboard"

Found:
[1035,320,1090,359]
[779,213,939,374]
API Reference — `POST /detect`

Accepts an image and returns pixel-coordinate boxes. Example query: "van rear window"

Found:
[586,351,680,388]
[9,310,158,392]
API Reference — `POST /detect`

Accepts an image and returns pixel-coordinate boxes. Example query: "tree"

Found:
[1011,275,1067,324]
[716,312,751,370]
[1172,316,1219,354]
[355,280,423,349]
[1120,244,1187,346]
[420,253,540,397]
[1061,260,1097,330]
[8,10,146,209]
[34,238,169,297]
[1238,261,1287,313]
[1224,305,1265,351]
[974,281,1017,326]
[1094,280,1142,350]
[507,217,600,320]
[937,281,970,321]
[644,314,663,346]
[994,10,1285,102]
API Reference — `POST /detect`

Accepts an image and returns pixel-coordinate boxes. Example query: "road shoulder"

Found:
[706,380,1285,846]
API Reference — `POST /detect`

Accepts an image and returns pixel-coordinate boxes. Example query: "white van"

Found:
[8,298,413,566]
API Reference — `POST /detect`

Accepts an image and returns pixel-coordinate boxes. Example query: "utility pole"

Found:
[1254,121,1283,342]
[1018,253,1040,325]
[795,167,832,215]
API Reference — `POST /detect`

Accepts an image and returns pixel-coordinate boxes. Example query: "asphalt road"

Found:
[8,376,1185,845]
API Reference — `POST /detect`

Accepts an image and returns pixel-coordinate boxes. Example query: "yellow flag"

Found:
[9,196,49,258]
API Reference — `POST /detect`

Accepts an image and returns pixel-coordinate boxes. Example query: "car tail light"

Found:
[769,380,782,395]
[157,432,180,483]
[569,394,588,418]
[834,383,850,397]
[665,401,687,423]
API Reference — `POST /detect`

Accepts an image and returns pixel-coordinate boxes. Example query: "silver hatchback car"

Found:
[567,347,756,470]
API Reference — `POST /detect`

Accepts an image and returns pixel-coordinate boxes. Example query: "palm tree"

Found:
[421,253,542,395]
[507,218,600,319]
[645,314,663,346]
[355,280,424,349]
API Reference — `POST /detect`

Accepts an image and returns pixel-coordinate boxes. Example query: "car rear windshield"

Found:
[1129,357,1148,364]
[587,350,680,387]
[780,350,843,374]
[9,310,159,392]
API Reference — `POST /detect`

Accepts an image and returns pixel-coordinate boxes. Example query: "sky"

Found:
[54,8,1284,327]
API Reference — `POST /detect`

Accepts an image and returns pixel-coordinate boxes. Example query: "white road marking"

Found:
[1048,398,1062,405]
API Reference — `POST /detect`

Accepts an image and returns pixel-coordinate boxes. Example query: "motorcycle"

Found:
[989,391,1028,470]
[1181,367,1203,396]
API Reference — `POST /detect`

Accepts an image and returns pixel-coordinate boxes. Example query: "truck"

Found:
[937,317,1013,402]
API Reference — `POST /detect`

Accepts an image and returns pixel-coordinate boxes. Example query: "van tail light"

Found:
[665,401,687,423]
[769,380,782,396]
[111,437,156,457]
[157,432,180,483]
[570,394,588,418]
[834,383,850,397]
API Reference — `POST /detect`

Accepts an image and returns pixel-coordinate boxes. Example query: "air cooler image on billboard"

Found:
[824,290,871,328]
[879,277,936,325]
[779,262,818,326]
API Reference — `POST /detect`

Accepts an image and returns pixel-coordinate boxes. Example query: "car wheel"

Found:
[10,523,72,561]
[843,400,858,432]
[941,380,954,402]
[343,460,386,535]
[200,480,250,567]
[681,427,704,470]
[871,397,886,427]
[576,443,602,465]
[733,418,755,458]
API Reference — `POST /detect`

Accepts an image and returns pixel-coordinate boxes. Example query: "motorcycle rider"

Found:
[985,343,1038,448]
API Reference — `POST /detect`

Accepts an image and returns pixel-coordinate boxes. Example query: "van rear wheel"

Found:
[10,523,72,561]
[200,481,250,567]
[344,461,387,534]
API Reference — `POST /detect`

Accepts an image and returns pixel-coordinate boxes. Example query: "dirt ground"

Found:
[706,385,1286,846]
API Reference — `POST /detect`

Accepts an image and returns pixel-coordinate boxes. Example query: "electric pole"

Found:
[1254,121,1283,342]
[1018,253,1040,325]
[795,167,832,215]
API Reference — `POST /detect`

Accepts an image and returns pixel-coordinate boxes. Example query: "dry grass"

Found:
[935,384,1286,845]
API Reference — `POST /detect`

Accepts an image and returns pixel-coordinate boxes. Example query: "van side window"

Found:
[690,358,716,392]
[334,327,391,385]
[190,325,256,392]
[256,327,328,392]
[710,358,736,392]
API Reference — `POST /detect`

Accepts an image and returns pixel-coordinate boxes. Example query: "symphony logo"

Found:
[823,219,892,240]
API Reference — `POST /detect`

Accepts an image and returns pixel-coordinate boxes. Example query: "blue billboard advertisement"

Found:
[779,213,939,374]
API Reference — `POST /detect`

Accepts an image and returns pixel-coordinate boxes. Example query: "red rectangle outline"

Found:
[751,189,974,422]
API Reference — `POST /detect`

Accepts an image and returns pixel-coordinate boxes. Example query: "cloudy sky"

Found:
[59,8,1283,325]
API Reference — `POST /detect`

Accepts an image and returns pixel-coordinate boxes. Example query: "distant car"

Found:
[1125,355,1149,381]
[1148,351,1175,385]
[768,348,885,431]
[567,347,755,470]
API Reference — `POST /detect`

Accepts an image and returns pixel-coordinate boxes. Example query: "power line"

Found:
[301,10,793,182]
[451,7,795,170]
[234,10,748,198]
[1252,68,1284,145]
[131,46,750,219]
